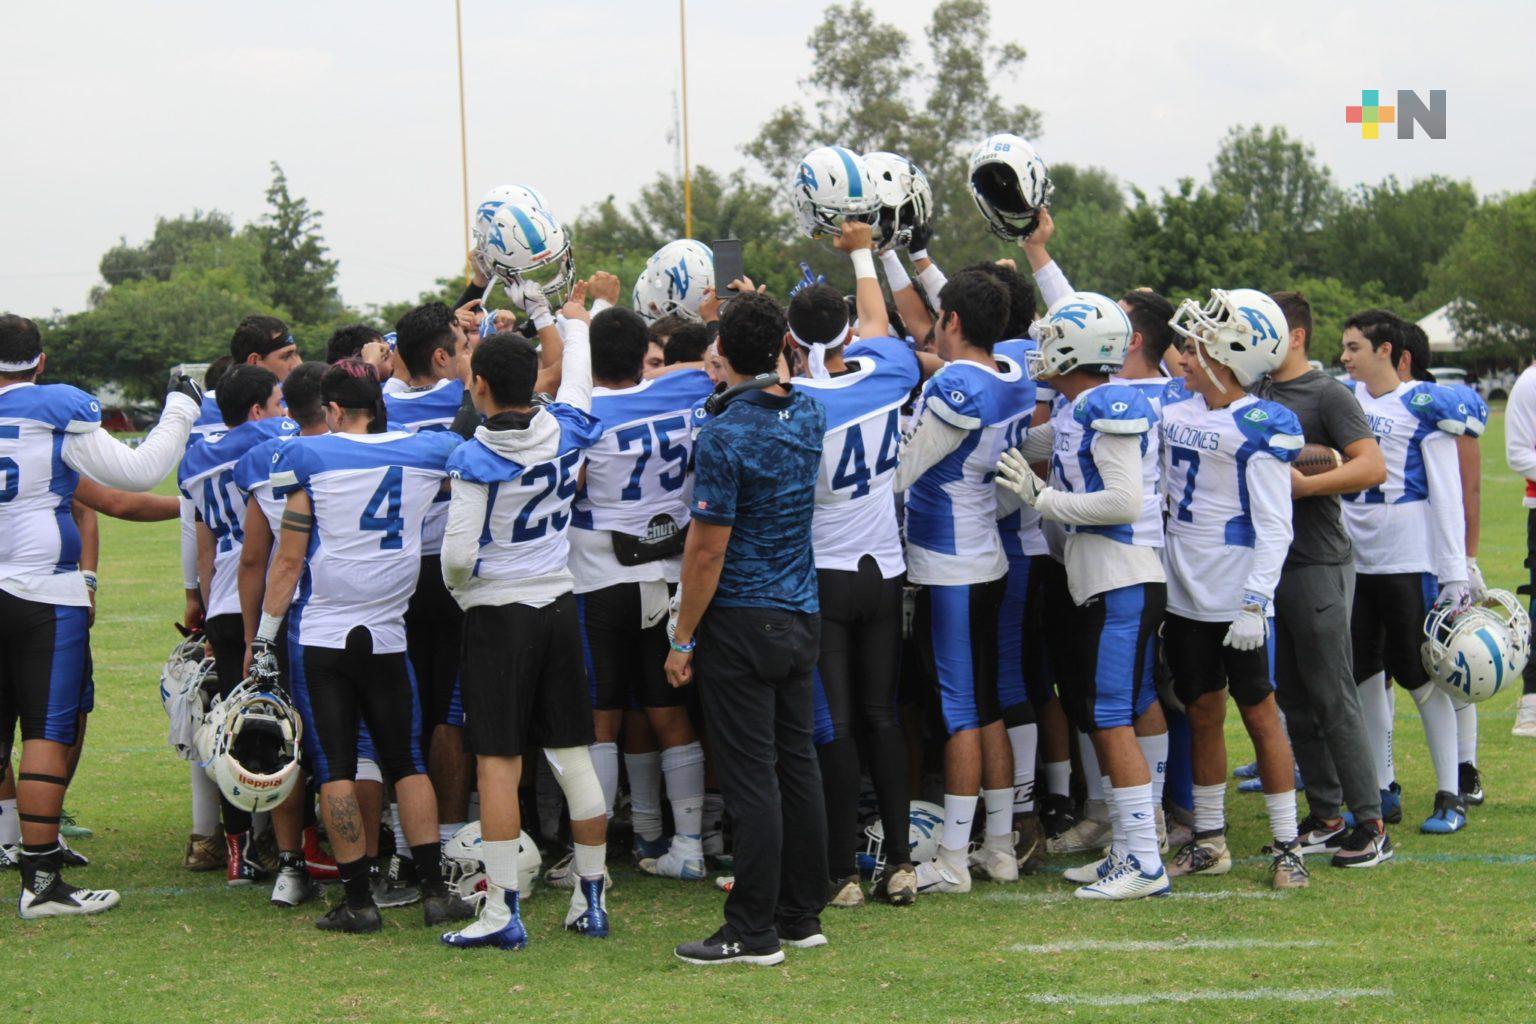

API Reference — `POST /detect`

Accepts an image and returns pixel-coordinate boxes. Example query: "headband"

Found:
[788,323,850,381]
[0,354,41,373]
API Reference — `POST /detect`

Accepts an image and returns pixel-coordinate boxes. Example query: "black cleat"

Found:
[1331,821,1394,869]
[1458,762,1484,806]
[316,901,382,934]
[675,927,784,966]
[423,892,475,926]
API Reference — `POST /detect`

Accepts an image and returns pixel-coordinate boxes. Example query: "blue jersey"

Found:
[188,392,225,449]
[234,432,303,536]
[797,336,920,575]
[1444,382,1488,438]
[382,379,464,555]
[905,354,1035,585]
[272,430,461,652]
[1047,383,1163,548]
[0,382,102,606]
[994,340,1048,562]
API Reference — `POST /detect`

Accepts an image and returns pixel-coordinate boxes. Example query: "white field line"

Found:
[983,889,1285,904]
[1028,987,1393,1007]
[1011,937,1324,954]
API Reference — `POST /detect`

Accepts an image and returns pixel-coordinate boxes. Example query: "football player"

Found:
[0,313,202,917]
[1161,290,1308,888]
[996,292,1171,900]
[253,360,473,934]
[1338,310,1470,834]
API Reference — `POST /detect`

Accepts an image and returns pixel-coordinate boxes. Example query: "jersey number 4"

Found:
[360,466,406,550]
[831,410,900,498]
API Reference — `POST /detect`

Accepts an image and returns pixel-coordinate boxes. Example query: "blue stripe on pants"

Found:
[929,584,980,734]
[41,604,89,743]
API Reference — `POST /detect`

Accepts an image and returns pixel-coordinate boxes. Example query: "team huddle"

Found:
[2,132,1530,956]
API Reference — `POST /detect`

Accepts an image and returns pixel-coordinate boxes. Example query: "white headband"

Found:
[788,323,850,381]
[0,354,41,373]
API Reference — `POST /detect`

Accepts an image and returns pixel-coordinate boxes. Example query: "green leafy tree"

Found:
[1124,179,1278,301]
[1283,276,1400,367]
[253,162,340,324]
[97,210,238,290]
[1434,189,1536,359]
[1318,175,1478,304]
[1210,125,1338,272]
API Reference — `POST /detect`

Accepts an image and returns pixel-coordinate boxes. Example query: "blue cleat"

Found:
[441,886,528,950]
[1233,761,1259,780]
[1380,782,1403,825]
[1420,791,1466,834]
[1237,766,1303,794]
[565,876,610,938]
[632,834,669,862]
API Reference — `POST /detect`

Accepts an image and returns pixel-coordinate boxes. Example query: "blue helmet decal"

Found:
[665,258,691,299]
[796,161,819,191]
[1051,302,1098,329]
[506,206,547,256]
[832,147,863,198]
[1237,306,1279,341]
[475,201,502,225]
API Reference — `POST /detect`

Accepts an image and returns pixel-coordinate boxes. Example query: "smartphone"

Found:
[712,238,745,298]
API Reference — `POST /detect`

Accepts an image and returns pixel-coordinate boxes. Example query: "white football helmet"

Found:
[1026,292,1133,379]
[197,681,302,813]
[471,185,548,280]
[632,239,715,323]
[969,133,1053,240]
[787,146,882,239]
[863,151,933,253]
[442,821,542,899]
[1170,289,1287,390]
[473,202,576,303]
[861,800,944,871]
[161,636,214,761]
[1423,589,1532,703]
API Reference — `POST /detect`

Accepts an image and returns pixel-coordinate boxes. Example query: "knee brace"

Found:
[543,746,606,822]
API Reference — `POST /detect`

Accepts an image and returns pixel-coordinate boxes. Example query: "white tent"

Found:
[1417,303,1463,353]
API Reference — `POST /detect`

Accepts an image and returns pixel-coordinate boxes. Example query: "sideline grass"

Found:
[5,412,1535,1024]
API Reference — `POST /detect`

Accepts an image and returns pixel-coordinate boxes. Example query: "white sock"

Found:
[190,764,220,835]
[1263,789,1298,846]
[590,741,619,819]
[1411,683,1461,795]
[940,793,978,852]
[572,841,606,881]
[1357,673,1393,789]
[660,741,706,839]
[1455,700,1478,765]
[482,837,521,892]
[982,788,1013,837]
[702,790,724,835]
[623,751,663,841]
[391,804,412,859]
[1193,783,1226,834]
[1103,776,1125,860]
[1113,783,1160,868]
[0,797,19,845]
[1079,733,1104,801]
[1043,760,1070,799]
[1136,732,1169,807]
[1006,723,1038,814]
[439,822,465,846]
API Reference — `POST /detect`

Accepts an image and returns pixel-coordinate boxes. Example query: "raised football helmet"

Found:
[1026,291,1133,379]
[861,800,944,871]
[863,151,933,253]
[473,202,576,304]
[161,635,214,761]
[442,821,542,899]
[787,146,882,239]
[632,239,715,323]
[1424,589,1532,703]
[1170,288,1288,390]
[197,680,302,813]
[969,133,1053,240]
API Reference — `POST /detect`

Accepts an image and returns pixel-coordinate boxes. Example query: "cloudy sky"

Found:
[3,1,1534,317]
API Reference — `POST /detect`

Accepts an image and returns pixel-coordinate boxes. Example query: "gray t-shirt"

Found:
[1253,369,1373,567]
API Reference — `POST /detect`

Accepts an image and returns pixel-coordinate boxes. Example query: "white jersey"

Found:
[382,378,464,556]
[994,339,1048,561]
[1047,383,1163,549]
[1341,380,1467,580]
[1159,391,1301,621]
[179,418,299,618]
[272,430,460,652]
[796,336,920,577]
[570,370,714,591]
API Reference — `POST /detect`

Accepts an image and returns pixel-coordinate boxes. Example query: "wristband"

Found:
[591,297,613,314]
[82,570,98,593]
[849,248,877,281]
[879,250,912,292]
[256,611,284,643]
[669,636,696,654]
[909,249,929,263]
[532,311,556,332]
[1240,591,1269,615]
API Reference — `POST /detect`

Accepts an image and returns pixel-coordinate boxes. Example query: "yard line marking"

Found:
[1238,853,1536,866]
[1011,937,1325,954]
[1028,987,1393,1007]
[983,890,1286,904]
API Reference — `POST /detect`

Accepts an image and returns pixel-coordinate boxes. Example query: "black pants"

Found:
[1526,510,1536,695]
[696,605,826,950]
[291,626,426,786]
[203,612,253,835]
[405,555,465,737]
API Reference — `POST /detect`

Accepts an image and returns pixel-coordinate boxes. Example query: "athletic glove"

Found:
[1433,580,1471,613]
[168,373,204,406]
[906,220,933,255]
[249,637,280,688]
[996,447,1050,507]
[1466,559,1488,603]
[1222,593,1269,651]
[505,276,553,322]
[666,586,683,645]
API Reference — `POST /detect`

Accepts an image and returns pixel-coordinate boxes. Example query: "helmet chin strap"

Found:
[1194,339,1229,395]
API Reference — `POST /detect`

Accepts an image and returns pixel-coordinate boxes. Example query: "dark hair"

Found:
[322,358,387,432]
[231,314,290,363]
[471,333,540,408]
[214,364,279,427]
[282,361,329,427]
[717,291,787,376]
[1344,308,1408,365]
[1400,321,1435,382]
[203,355,233,391]
[1270,291,1313,354]
[664,321,712,364]
[0,314,43,381]
[647,315,689,346]
[590,307,650,383]
[326,323,383,365]
[1121,288,1176,367]
[787,284,849,345]
[395,303,458,378]
[885,298,909,343]
[937,270,1010,350]
[962,262,1035,340]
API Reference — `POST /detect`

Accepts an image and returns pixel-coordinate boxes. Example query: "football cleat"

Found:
[225,831,270,887]
[59,809,93,840]
[869,865,916,906]
[675,927,784,966]
[1513,694,1536,738]
[1458,762,1485,806]
[1167,830,1232,877]
[639,840,706,881]
[441,885,527,950]
[315,901,382,934]
[1064,852,1120,885]
[713,875,735,893]
[564,876,610,938]
[631,834,669,863]
[422,891,476,927]
[1419,790,1467,834]
[1045,803,1111,854]
[1237,767,1304,794]
[58,838,88,868]
[968,838,1020,882]
[914,853,971,894]
[271,865,319,908]
[371,857,421,908]
[1295,814,1349,856]
[1232,761,1259,779]
[1380,782,1404,825]
[1331,822,1394,868]
[303,825,340,882]
[828,874,865,908]
[1013,815,1046,874]
[543,850,612,890]
[1269,841,1310,889]
[1038,793,1076,838]
[1073,854,1170,901]
[18,877,120,919]
[183,830,226,872]
[0,843,17,871]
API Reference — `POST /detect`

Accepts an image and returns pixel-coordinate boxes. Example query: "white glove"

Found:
[1223,593,1269,651]
[666,586,683,645]
[996,447,1049,507]
[1433,580,1471,613]
[1466,559,1488,603]
[504,276,552,322]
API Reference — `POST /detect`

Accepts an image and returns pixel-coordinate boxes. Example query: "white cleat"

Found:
[640,847,706,881]
[1074,855,1170,901]
[543,851,612,891]
[270,866,319,908]
[1513,695,1536,738]
[1063,852,1119,885]
[1046,806,1112,854]
[967,840,1019,882]
[18,879,121,919]
[914,855,972,894]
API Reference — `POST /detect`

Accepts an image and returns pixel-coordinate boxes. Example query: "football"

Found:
[1293,443,1344,476]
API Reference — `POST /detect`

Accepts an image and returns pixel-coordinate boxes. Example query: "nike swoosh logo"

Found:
[952,817,972,827]
[1313,604,1337,614]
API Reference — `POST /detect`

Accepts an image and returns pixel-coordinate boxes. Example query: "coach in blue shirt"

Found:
[665,288,827,966]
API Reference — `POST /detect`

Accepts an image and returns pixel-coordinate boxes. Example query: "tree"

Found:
[1317,175,1478,305]
[253,162,340,324]
[1435,189,1536,358]
[1124,179,1279,301]
[1283,276,1399,367]
[1210,125,1338,271]
[97,210,237,289]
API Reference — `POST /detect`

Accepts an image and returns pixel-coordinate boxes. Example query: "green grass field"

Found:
[6,411,1536,1024]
